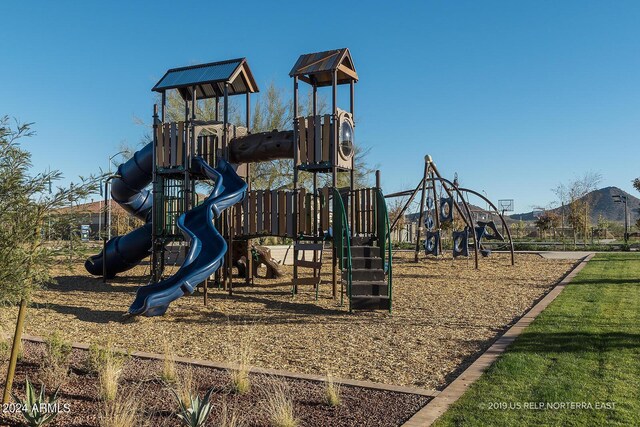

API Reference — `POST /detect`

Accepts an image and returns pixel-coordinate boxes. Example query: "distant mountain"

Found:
[510,187,640,223]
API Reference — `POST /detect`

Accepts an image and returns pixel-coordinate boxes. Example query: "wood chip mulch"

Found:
[0,252,575,390]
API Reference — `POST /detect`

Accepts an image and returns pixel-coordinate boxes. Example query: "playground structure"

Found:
[385,155,515,268]
[85,49,393,315]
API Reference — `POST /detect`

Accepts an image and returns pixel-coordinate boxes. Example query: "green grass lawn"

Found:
[434,253,640,427]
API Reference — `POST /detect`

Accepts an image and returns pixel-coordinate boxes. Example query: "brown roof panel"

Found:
[290,48,358,86]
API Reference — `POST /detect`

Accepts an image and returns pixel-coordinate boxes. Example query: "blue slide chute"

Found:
[128,158,247,317]
[85,142,154,278]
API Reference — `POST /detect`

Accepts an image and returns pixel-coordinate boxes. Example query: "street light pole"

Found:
[612,194,628,244]
[103,174,121,283]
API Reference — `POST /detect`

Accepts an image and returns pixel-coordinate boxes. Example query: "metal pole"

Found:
[103,175,120,283]
[331,71,338,299]
[414,158,429,262]
[2,298,27,404]
[107,157,111,240]
[151,104,160,281]
[624,197,628,243]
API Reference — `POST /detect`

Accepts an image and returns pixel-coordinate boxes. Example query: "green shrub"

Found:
[171,386,215,427]
[12,377,61,426]
[41,332,72,389]
[86,342,128,374]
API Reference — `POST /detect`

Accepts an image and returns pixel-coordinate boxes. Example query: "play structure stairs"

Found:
[344,237,390,310]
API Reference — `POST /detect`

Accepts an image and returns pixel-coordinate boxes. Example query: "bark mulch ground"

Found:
[0,252,575,390]
[0,341,429,426]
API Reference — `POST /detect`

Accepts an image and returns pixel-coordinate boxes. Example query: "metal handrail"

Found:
[376,188,393,313]
[332,188,352,311]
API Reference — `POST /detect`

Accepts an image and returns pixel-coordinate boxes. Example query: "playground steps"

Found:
[344,238,389,311]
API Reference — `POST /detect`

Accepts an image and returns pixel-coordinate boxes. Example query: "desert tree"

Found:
[534,211,560,240]
[553,171,602,246]
[1,116,99,403]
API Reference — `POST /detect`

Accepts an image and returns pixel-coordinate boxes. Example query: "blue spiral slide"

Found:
[129,158,246,316]
[85,143,247,316]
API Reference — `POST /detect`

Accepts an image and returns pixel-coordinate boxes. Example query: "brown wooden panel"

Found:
[322,114,331,162]
[286,192,294,237]
[295,243,324,250]
[163,123,171,167]
[177,121,184,166]
[321,187,330,232]
[271,191,278,235]
[256,190,264,234]
[170,122,177,166]
[298,188,306,236]
[306,116,315,163]
[249,192,257,234]
[243,196,249,235]
[298,118,307,164]
[263,190,271,232]
[314,115,322,164]
[278,191,286,236]
[155,125,164,167]
[296,260,322,269]
[305,193,312,235]
[292,276,321,286]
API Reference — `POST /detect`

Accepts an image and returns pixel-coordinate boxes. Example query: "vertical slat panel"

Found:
[307,117,315,163]
[155,125,164,167]
[278,191,286,236]
[170,122,177,166]
[177,121,184,166]
[263,190,271,232]
[321,187,330,232]
[298,188,306,236]
[249,192,257,235]
[305,193,312,235]
[256,190,264,234]
[271,190,278,235]
[322,114,331,162]
[286,191,294,237]
[163,123,170,167]
[298,118,307,164]
[243,196,249,235]
[314,115,322,164]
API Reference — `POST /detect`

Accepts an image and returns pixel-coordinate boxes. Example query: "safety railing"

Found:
[375,188,393,313]
[332,188,352,310]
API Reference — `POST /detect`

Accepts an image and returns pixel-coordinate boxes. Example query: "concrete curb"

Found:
[401,253,595,427]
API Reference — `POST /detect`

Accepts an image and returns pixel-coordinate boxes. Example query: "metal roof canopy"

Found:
[152,58,259,100]
[289,48,358,86]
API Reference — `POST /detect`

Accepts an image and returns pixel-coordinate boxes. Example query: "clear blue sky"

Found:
[2,1,639,213]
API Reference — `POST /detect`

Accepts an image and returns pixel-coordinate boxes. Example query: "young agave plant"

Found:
[170,386,216,427]
[12,377,61,427]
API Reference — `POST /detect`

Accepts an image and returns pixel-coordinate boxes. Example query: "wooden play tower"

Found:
[147,49,393,312]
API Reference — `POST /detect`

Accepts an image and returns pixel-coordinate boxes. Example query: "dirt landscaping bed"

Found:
[0,252,575,390]
[0,340,428,426]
